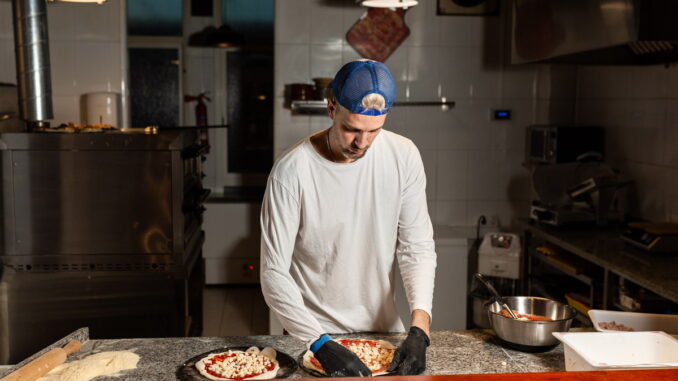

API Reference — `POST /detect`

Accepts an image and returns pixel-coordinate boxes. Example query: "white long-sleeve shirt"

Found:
[260,130,437,343]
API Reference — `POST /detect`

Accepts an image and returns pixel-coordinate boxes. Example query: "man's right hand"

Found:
[314,340,372,377]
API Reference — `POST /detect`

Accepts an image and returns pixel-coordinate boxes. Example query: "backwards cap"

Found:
[328,60,396,116]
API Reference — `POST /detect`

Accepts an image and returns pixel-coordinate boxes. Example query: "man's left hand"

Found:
[387,326,430,375]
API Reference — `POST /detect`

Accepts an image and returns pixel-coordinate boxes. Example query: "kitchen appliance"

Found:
[467,218,517,329]
[82,92,121,127]
[477,233,521,280]
[527,125,604,164]
[512,0,678,65]
[530,158,629,227]
[2,0,209,366]
[474,273,518,319]
[621,222,678,254]
[552,331,678,371]
[0,131,208,364]
[486,296,577,350]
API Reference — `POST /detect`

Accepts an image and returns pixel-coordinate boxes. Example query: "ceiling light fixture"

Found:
[362,0,418,8]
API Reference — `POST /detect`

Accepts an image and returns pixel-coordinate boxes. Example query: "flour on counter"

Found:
[37,351,139,381]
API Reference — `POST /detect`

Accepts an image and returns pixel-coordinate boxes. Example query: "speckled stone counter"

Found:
[517,219,678,304]
[0,328,565,380]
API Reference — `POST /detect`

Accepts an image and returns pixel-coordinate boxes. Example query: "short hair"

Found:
[327,88,388,113]
[360,93,387,112]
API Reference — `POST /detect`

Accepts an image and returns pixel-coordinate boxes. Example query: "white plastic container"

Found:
[588,309,678,335]
[552,331,678,371]
[82,92,121,127]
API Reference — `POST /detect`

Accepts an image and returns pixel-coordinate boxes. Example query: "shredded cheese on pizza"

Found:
[340,340,394,373]
[199,348,277,380]
[308,340,395,375]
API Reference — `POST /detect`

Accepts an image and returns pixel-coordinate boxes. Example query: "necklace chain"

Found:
[325,130,333,162]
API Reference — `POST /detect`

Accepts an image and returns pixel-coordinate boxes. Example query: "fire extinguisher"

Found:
[184,92,211,151]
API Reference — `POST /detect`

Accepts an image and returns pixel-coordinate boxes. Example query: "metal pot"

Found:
[486,296,577,348]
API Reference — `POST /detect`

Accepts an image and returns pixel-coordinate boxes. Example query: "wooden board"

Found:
[346,8,409,62]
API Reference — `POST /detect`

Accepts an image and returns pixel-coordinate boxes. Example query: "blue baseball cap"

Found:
[328,60,396,116]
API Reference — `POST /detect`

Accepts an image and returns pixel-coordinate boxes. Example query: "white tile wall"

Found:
[404,0,439,47]
[310,43,342,79]
[0,2,14,40]
[275,0,311,44]
[436,150,467,201]
[0,0,125,124]
[275,43,311,96]
[0,39,16,84]
[273,0,574,229]
[310,0,344,45]
[575,64,678,222]
[73,2,121,41]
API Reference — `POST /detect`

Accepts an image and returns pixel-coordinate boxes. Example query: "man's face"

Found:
[328,99,387,162]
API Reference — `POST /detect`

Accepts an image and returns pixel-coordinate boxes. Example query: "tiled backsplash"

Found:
[273,0,572,228]
[576,65,678,222]
[0,0,125,126]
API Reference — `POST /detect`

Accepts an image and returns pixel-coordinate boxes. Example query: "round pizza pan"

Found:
[177,346,298,381]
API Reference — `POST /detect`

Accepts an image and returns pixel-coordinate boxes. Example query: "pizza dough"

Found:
[303,339,396,376]
[37,351,139,381]
[196,346,280,381]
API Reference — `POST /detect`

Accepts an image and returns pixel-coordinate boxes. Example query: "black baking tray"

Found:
[177,346,297,380]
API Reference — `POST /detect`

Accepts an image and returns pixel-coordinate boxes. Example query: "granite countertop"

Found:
[0,328,565,380]
[517,219,678,304]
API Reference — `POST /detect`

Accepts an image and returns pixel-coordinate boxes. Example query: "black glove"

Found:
[314,340,372,377]
[387,326,430,375]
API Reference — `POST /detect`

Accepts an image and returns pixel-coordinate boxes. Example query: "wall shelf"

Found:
[519,219,678,316]
[290,99,456,115]
[528,248,595,287]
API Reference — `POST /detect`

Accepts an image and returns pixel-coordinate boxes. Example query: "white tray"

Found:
[588,309,678,335]
[552,331,678,371]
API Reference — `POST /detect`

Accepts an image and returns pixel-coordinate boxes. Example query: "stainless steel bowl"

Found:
[486,296,577,348]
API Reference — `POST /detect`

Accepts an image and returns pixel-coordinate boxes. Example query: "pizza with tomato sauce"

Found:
[196,347,280,380]
[302,339,396,376]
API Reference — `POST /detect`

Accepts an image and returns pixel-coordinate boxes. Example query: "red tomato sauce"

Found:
[310,356,323,370]
[499,310,553,321]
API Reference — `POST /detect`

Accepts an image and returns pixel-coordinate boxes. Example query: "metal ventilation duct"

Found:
[12,0,53,127]
[512,0,678,65]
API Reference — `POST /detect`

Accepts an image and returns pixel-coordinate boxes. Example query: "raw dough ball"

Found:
[37,351,139,381]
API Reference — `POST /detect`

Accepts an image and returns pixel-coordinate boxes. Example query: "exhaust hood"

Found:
[511,0,678,65]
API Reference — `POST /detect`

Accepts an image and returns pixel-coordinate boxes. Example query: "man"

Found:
[260,60,436,377]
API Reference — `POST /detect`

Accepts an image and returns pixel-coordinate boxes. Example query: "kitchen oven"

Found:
[0,130,208,364]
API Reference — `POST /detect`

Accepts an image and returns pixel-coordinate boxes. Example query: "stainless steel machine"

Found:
[0,0,209,365]
[529,158,631,227]
[0,131,208,364]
